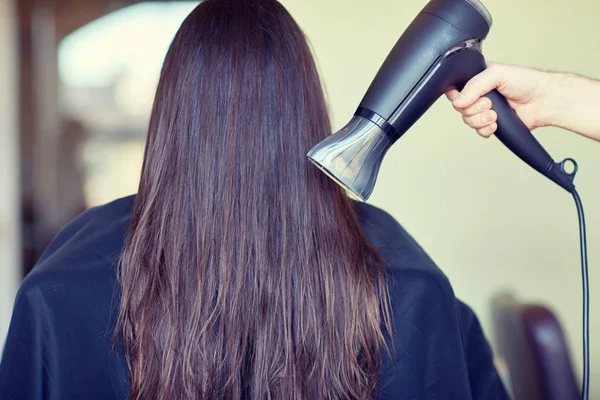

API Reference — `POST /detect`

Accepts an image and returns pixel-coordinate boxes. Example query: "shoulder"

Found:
[354,201,447,275]
[38,195,135,261]
[355,204,491,397]
[17,195,136,306]
[37,195,135,265]
[354,201,429,259]
[1,197,134,397]
[353,201,456,306]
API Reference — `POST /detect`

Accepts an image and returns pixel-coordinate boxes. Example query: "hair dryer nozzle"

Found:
[307,116,393,201]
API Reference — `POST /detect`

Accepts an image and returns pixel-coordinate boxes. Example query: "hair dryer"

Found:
[307,0,578,201]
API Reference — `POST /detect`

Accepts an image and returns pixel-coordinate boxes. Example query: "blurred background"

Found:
[0,0,598,398]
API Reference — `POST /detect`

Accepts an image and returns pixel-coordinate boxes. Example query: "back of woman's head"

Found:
[116,0,391,398]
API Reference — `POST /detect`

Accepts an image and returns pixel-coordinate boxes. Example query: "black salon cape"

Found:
[0,195,510,400]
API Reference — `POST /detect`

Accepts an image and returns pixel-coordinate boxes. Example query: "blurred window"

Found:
[58,2,200,207]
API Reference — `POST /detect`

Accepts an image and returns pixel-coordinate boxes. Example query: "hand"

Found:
[445,62,553,138]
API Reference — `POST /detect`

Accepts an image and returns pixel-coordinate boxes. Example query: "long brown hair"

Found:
[116,0,392,398]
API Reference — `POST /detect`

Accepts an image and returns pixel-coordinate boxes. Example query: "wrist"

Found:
[537,71,571,128]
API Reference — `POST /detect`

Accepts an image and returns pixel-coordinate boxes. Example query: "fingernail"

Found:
[482,113,490,123]
[477,100,488,111]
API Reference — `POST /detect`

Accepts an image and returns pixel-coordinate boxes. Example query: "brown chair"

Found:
[491,293,580,400]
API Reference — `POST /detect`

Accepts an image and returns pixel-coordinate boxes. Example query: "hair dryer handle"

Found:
[483,89,576,192]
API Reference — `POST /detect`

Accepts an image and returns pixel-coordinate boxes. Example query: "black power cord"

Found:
[573,190,589,400]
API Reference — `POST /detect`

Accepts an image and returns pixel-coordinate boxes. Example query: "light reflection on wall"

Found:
[58,1,200,207]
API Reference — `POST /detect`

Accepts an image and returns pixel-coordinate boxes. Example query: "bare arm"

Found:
[547,72,600,141]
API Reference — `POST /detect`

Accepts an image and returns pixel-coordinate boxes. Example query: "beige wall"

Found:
[0,0,21,346]
[283,0,600,395]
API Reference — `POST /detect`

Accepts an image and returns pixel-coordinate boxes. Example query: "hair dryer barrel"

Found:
[359,0,491,128]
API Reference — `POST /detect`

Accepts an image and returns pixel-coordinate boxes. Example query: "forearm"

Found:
[545,72,600,141]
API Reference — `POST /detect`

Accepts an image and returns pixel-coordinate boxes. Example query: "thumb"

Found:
[453,65,504,108]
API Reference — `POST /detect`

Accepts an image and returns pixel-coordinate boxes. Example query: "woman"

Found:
[0,0,509,399]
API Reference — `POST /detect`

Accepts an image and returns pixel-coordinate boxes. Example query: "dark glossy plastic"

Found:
[354,0,576,193]
[359,0,490,120]
[381,47,575,192]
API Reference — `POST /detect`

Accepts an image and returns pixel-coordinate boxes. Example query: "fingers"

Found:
[459,97,492,116]
[445,66,502,138]
[445,88,498,137]
[452,66,505,108]
[476,122,498,138]
[462,110,497,127]
[445,90,493,115]
[445,89,460,101]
